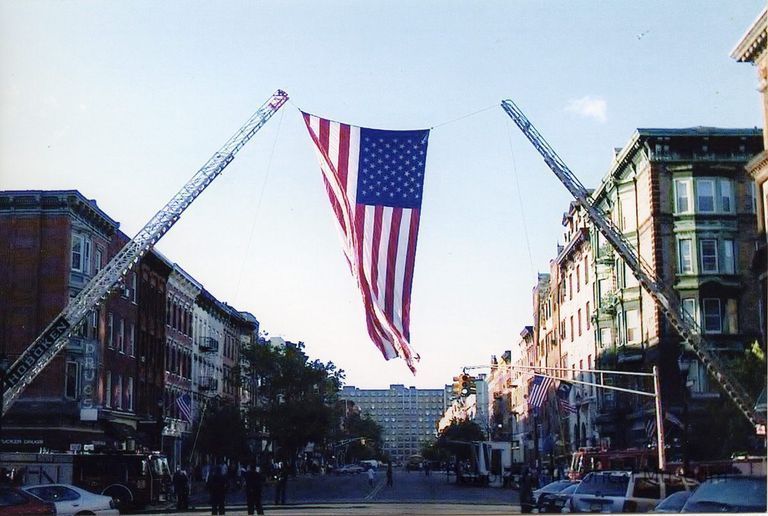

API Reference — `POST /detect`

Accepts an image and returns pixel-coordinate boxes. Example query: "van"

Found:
[569,470,698,513]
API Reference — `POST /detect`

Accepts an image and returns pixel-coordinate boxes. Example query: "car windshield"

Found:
[559,484,579,495]
[654,490,691,511]
[538,480,574,493]
[683,477,767,512]
[575,473,629,496]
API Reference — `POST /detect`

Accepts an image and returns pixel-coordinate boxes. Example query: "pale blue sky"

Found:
[1,1,764,389]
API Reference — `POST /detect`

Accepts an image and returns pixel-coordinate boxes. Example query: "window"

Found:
[678,239,692,274]
[584,257,589,284]
[570,316,574,342]
[682,298,697,323]
[674,179,691,213]
[626,309,640,343]
[576,265,581,292]
[577,309,582,336]
[633,477,661,499]
[746,182,757,212]
[722,240,735,274]
[702,299,722,333]
[105,371,112,407]
[696,179,715,212]
[600,327,612,346]
[700,239,718,273]
[94,248,103,273]
[128,324,135,356]
[131,272,137,303]
[720,179,733,213]
[726,299,738,334]
[107,313,114,348]
[569,274,573,300]
[71,234,84,272]
[586,302,591,330]
[118,318,125,353]
[114,374,122,409]
[65,361,79,399]
[126,377,134,411]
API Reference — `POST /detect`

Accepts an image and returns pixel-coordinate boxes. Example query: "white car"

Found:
[22,484,119,516]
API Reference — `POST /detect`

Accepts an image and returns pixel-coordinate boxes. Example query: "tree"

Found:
[196,397,248,461]
[242,340,344,466]
[436,418,486,461]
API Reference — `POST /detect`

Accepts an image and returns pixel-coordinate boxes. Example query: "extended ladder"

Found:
[501,98,762,428]
[2,90,289,415]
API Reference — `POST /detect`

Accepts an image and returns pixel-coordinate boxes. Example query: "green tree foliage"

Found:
[436,418,486,460]
[242,340,344,462]
[196,397,248,461]
[342,412,383,461]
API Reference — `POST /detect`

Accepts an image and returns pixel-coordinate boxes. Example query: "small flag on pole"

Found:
[528,374,554,408]
[176,393,192,423]
[645,418,656,439]
[302,113,430,373]
[556,380,578,414]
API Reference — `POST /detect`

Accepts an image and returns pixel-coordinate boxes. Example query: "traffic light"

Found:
[460,374,471,397]
[452,376,462,397]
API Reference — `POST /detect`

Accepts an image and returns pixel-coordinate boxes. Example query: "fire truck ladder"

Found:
[500,98,762,429]
[2,90,289,415]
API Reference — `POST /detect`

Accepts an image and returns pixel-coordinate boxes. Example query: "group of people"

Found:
[172,461,290,515]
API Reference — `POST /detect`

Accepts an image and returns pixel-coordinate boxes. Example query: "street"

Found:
[138,467,520,514]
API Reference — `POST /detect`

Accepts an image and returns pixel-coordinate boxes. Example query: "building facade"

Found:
[340,384,447,464]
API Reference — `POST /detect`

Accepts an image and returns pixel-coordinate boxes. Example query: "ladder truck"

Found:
[500,98,764,431]
[2,89,288,415]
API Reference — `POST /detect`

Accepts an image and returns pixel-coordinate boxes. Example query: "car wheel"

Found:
[103,485,132,511]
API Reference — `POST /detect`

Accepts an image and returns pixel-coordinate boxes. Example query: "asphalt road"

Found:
[138,467,521,514]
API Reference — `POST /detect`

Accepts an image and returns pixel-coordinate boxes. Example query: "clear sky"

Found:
[1,1,764,389]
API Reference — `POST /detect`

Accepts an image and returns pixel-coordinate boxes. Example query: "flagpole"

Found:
[189,396,210,468]
[653,366,666,471]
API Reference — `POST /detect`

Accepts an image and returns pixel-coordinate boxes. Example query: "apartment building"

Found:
[340,384,447,464]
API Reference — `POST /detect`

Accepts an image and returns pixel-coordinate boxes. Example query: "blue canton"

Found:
[357,128,429,209]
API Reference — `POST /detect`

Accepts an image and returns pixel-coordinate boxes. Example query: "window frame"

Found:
[674,179,691,213]
[719,179,733,213]
[699,239,718,273]
[702,298,722,334]
[696,179,715,213]
[722,239,735,274]
[678,239,693,274]
[65,361,79,400]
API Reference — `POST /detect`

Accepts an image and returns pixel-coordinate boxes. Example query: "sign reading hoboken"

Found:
[4,316,71,389]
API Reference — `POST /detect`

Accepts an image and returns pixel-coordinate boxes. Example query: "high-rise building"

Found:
[340,384,447,464]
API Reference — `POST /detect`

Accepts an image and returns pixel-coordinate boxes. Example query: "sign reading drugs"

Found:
[4,315,71,389]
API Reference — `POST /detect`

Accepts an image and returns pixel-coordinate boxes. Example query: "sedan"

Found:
[533,479,580,509]
[22,484,119,516]
[651,490,693,513]
[681,475,766,513]
[0,486,56,515]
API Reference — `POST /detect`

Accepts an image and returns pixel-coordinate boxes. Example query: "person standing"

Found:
[243,463,264,515]
[424,461,430,476]
[386,462,393,487]
[519,469,534,514]
[173,466,190,511]
[207,464,228,515]
[274,462,288,505]
[367,466,375,487]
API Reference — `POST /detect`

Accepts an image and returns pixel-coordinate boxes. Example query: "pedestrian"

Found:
[519,469,534,513]
[173,465,190,511]
[424,461,430,476]
[243,463,264,515]
[207,464,228,515]
[386,462,393,487]
[367,466,375,487]
[274,462,288,505]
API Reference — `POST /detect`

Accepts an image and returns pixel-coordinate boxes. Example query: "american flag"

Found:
[176,393,192,423]
[645,418,656,439]
[302,113,430,373]
[556,380,578,414]
[528,374,554,408]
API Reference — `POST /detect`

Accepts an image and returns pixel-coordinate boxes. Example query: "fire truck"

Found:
[0,451,172,509]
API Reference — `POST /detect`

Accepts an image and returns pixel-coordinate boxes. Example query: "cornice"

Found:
[731,8,768,63]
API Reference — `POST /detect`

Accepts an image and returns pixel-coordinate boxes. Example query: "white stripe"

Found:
[328,121,340,178]
[391,208,411,333]
[362,206,376,287]
[347,126,360,208]
[377,208,392,306]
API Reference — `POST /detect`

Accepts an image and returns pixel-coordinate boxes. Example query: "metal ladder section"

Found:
[500,99,761,428]
[2,90,289,415]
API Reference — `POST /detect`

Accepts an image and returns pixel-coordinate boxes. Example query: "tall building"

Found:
[340,384,447,464]
[591,127,763,455]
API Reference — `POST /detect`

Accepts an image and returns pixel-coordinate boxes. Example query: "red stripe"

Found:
[384,208,402,321]
[370,206,383,298]
[319,118,330,154]
[337,124,350,190]
[401,210,420,341]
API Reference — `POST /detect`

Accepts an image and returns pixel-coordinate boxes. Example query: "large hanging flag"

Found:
[302,112,430,373]
[556,380,578,414]
[645,418,656,440]
[528,374,554,408]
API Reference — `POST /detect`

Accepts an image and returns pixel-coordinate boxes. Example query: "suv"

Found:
[570,470,698,513]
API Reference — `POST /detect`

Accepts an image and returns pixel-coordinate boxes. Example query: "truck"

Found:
[0,451,172,510]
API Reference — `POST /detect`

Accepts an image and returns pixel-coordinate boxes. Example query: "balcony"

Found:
[199,375,218,391]
[199,337,219,353]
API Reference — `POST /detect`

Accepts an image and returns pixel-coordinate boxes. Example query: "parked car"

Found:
[533,480,580,510]
[569,471,698,513]
[335,464,365,475]
[681,475,766,513]
[22,483,118,516]
[540,482,580,513]
[0,486,56,515]
[651,489,694,513]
